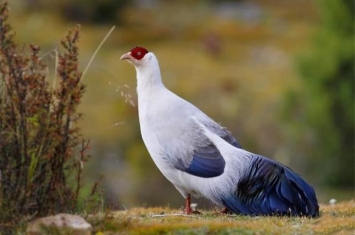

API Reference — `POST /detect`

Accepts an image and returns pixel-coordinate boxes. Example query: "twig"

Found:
[52,47,58,90]
[80,25,116,82]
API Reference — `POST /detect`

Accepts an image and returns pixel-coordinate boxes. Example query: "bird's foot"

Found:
[213,207,233,215]
[181,207,202,215]
[181,206,202,215]
[183,196,202,215]
[191,210,202,214]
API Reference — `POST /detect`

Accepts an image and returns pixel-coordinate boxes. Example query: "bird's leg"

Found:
[185,194,192,215]
[184,195,202,215]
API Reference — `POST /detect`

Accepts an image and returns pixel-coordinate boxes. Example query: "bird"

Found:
[120,46,319,217]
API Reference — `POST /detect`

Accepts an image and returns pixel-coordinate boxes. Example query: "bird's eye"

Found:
[130,47,148,60]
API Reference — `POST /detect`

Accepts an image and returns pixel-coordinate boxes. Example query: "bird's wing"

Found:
[161,116,226,178]
[222,155,319,217]
[176,140,226,178]
[154,92,241,178]
[157,108,243,178]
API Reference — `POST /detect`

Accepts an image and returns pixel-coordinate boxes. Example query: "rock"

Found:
[26,213,92,235]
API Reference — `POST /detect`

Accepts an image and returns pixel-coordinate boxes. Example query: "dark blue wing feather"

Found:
[185,154,225,177]
[216,127,242,148]
[222,155,319,217]
[182,126,240,178]
[184,143,225,178]
[169,119,240,178]
[230,140,241,148]
[202,120,242,148]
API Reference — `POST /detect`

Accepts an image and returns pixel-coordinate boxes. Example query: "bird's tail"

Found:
[222,155,319,217]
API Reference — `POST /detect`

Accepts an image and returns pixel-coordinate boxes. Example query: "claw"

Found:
[213,207,232,215]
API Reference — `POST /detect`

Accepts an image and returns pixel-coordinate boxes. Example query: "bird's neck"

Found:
[136,58,165,94]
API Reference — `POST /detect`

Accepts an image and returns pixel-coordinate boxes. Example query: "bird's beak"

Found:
[120,52,134,61]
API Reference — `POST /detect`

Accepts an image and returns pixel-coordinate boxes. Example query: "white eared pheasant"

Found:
[120,46,319,217]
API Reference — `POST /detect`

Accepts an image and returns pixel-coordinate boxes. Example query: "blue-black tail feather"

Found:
[222,155,319,217]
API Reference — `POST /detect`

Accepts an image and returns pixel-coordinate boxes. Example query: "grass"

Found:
[85,200,355,235]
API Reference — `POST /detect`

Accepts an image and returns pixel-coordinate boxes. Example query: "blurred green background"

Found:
[8,0,354,209]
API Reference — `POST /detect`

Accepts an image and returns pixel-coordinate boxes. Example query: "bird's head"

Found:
[120,46,151,67]
[120,46,162,88]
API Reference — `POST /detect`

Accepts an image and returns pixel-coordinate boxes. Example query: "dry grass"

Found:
[86,200,355,235]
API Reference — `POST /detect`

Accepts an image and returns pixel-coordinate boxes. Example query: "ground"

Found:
[87,200,354,235]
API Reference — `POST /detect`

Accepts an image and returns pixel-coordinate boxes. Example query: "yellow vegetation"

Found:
[87,201,355,234]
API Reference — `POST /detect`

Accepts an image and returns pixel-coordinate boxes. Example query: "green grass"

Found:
[85,201,355,235]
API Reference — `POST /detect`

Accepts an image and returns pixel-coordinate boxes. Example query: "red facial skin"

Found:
[130,47,149,60]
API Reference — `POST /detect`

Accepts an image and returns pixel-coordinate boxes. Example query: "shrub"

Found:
[0,1,95,231]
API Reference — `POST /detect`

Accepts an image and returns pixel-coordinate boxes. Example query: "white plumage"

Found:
[120,47,319,217]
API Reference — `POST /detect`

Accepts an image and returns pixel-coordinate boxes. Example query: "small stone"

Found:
[26,213,92,235]
[329,198,337,205]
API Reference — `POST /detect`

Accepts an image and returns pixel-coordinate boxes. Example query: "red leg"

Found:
[185,194,192,215]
